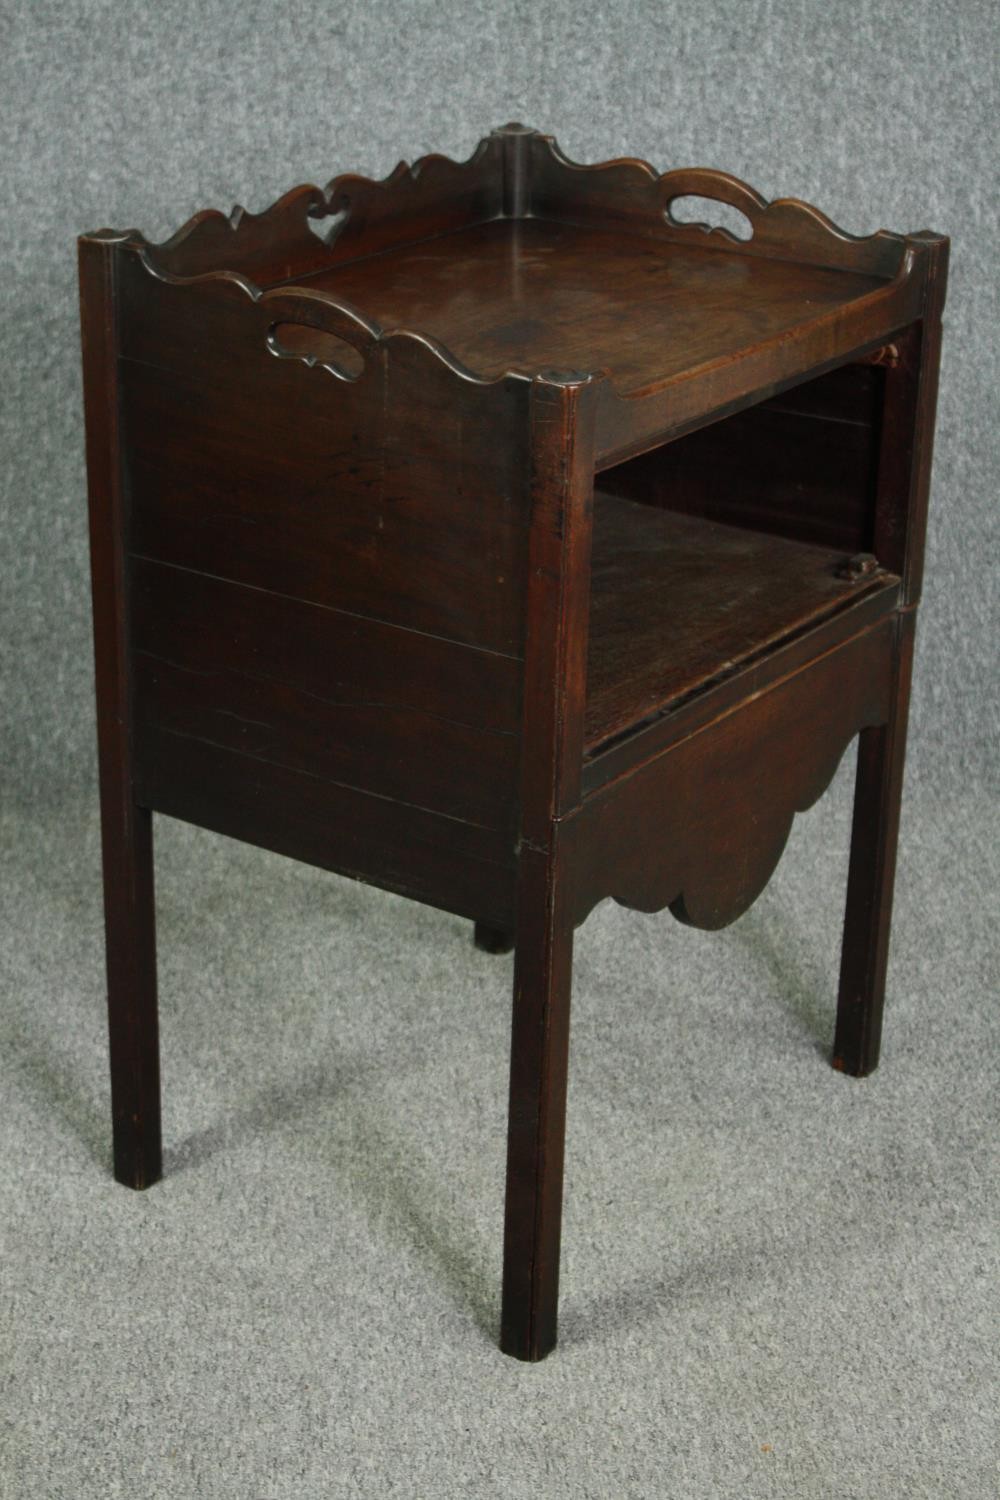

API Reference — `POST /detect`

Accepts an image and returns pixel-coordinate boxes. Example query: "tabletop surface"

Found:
[299,217,887,393]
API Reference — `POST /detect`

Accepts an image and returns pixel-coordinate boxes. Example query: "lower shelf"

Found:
[585,492,899,755]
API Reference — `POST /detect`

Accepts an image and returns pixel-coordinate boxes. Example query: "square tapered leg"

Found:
[833,616,916,1077]
[500,850,574,1360]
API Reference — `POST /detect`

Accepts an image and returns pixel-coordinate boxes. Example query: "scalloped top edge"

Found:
[83,124,922,286]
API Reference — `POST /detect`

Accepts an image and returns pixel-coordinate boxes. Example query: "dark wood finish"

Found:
[598,363,885,553]
[78,233,162,1191]
[130,558,519,830]
[834,613,916,1075]
[117,271,533,657]
[474,923,515,954]
[523,133,909,275]
[586,492,899,753]
[302,217,887,393]
[134,724,516,927]
[79,127,947,1359]
[569,620,895,932]
[869,235,950,606]
[582,581,902,794]
[136,132,508,284]
[502,840,574,1362]
[298,212,925,470]
[501,374,597,1361]
[832,234,947,1074]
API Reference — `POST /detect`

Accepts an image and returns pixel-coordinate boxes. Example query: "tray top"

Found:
[298,217,887,395]
[95,126,938,454]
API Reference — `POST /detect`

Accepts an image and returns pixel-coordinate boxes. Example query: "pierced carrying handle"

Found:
[662,168,766,242]
[261,288,382,381]
[657,166,909,275]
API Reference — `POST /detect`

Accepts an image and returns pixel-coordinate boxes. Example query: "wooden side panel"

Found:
[598,364,884,553]
[133,726,516,926]
[123,356,528,652]
[116,253,531,910]
[130,559,520,830]
[118,261,531,655]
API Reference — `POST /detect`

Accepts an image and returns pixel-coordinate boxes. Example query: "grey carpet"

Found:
[2,775,997,1498]
[1,1,998,1496]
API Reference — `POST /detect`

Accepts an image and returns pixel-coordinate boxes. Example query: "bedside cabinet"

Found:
[79,124,947,1359]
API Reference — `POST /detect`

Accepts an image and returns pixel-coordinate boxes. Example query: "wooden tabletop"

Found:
[300,217,887,395]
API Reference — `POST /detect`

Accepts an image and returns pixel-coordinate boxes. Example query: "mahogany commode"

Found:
[78,124,948,1360]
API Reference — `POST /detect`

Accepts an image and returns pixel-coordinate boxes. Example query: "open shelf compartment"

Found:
[585,489,900,758]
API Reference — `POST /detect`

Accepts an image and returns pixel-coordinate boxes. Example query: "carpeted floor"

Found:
[2,765,996,1498]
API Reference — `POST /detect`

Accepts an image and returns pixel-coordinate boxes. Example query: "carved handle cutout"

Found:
[306,204,349,246]
[267,321,365,380]
[666,194,754,241]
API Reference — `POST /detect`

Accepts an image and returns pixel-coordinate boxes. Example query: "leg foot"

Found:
[474,921,515,955]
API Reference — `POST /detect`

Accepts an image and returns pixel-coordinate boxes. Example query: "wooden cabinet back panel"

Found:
[600,363,883,553]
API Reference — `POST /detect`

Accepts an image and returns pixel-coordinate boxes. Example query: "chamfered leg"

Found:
[500,848,574,1360]
[80,230,162,1189]
[833,614,916,1077]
